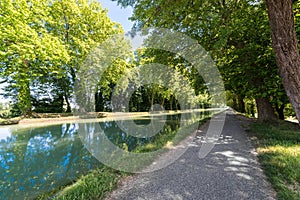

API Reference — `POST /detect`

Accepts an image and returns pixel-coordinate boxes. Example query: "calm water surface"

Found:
[0,112,207,199]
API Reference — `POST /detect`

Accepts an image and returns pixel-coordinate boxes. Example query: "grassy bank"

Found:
[251,121,300,200]
[36,115,211,200]
[0,117,21,125]
[36,167,126,200]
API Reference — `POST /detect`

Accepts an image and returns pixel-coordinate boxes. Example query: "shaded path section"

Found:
[106,110,276,200]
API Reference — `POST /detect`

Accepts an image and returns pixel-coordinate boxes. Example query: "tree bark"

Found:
[95,91,104,112]
[232,96,238,111]
[266,0,300,124]
[64,92,71,113]
[275,102,285,120]
[19,61,32,116]
[238,95,246,113]
[255,97,277,122]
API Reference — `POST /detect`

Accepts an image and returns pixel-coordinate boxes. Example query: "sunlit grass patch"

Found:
[36,167,126,200]
[251,122,300,200]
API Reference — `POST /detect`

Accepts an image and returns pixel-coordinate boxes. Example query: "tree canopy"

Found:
[113,0,299,122]
[1,0,299,123]
[0,0,127,115]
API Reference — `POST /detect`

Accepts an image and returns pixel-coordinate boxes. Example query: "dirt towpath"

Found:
[106,110,276,200]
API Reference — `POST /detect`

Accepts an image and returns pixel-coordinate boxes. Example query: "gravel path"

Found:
[106,110,276,200]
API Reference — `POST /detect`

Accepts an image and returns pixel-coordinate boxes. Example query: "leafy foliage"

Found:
[113,0,292,120]
[0,0,127,115]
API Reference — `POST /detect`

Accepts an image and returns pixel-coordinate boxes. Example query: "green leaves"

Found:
[0,0,128,114]
[114,0,291,118]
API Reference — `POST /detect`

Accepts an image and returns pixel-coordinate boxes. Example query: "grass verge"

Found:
[0,117,21,125]
[36,167,127,200]
[251,121,300,200]
[36,115,211,200]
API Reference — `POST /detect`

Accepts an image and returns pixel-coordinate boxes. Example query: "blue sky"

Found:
[98,1,145,50]
[98,0,134,32]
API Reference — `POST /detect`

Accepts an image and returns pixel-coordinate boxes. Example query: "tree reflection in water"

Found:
[0,113,201,199]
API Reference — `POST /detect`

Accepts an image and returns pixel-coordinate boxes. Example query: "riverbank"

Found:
[0,112,145,126]
[35,113,213,199]
[36,166,127,200]
[0,109,218,127]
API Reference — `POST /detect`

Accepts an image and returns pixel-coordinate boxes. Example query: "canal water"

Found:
[0,111,209,199]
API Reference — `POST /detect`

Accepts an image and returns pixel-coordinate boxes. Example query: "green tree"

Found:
[47,0,125,113]
[266,0,300,124]
[0,0,69,115]
[113,0,286,121]
[49,0,123,81]
[134,47,209,110]
[49,0,135,113]
[218,2,289,121]
[0,0,128,115]
[75,32,133,112]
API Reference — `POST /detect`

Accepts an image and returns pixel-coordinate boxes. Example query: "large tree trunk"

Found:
[64,92,71,113]
[275,102,285,120]
[231,95,238,111]
[18,61,32,116]
[266,0,300,124]
[18,78,32,115]
[95,91,104,112]
[255,97,277,122]
[238,95,246,113]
